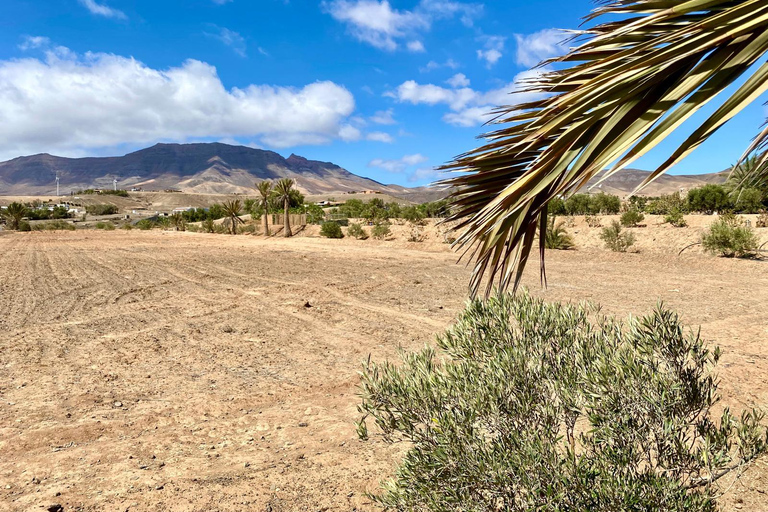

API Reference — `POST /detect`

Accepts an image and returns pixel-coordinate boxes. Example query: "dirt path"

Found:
[1,231,766,511]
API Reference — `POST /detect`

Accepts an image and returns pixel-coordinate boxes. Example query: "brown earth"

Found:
[1,221,767,512]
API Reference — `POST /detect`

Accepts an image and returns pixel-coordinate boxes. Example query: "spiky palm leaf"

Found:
[443,0,768,297]
[3,202,28,230]
[257,180,273,236]
[222,199,245,235]
[726,154,768,197]
[273,178,295,237]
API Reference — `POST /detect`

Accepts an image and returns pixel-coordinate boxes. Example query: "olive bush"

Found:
[358,292,767,511]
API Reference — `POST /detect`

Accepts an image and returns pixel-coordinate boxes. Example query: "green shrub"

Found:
[565,193,593,215]
[120,223,133,230]
[645,192,687,215]
[201,219,215,233]
[347,222,368,240]
[620,209,645,227]
[731,187,765,214]
[600,220,636,252]
[136,219,155,230]
[320,221,344,239]
[548,196,566,216]
[95,221,115,230]
[18,220,31,232]
[584,214,602,228]
[85,204,119,215]
[239,224,257,234]
[401,206,426,224]
[32,220,75,231]
[371,223,391,240]
[701,214,758,258]
[687,184,731,214]
[544,217,574,250]
[664,208,687,227]
[358,292,767,511]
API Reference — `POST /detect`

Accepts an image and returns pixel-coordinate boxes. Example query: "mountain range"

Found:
[0,143,420,197]
[0,142,727,198]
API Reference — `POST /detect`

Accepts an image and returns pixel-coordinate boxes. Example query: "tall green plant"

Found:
[2,202,28,230]
[221,199,245,235]
[273,178,295,237]
[256,180,272,236]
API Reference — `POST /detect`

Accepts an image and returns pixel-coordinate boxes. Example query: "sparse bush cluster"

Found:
[85,204,119,216]
[358,292,768,511]
[346,222,368,240]
[620,209,644,227]
[600,220,636,252]
[558,193,621,215]
[319,221,344,239]
[702,214,758,258]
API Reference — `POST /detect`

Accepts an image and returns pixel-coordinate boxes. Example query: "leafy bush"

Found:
[201,219,215,233]
[731,187,765,214]
[645,192,687,215]
[600,220,636,252]
[95,221,115,230]
[85,204,119,216]
[565,193,593,215]
[18,220,31,232]
[371,223,391,240]
[320,221,344,239]
[687,184,731,214]
[620,209,645,227]
[702,214,758,258]
[584,214,602,228]
[136,219,155,230]
[120,223,133,230]
[544,217,574,250]
[32,220,75,231]
[565,193,621,215]
[401,206,426,224]
[547,196,566,216]
[347,222,368,240]
[358,292,767,511]
[664,208,687,227]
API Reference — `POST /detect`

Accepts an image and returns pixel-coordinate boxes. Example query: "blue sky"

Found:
[0,0,766,186]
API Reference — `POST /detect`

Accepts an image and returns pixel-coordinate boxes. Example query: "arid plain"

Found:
[1,221,767,511]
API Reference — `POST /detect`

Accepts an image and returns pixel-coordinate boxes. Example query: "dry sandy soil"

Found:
[1,223,767,512]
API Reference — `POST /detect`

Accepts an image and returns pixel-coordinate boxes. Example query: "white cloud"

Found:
[212,0,234,4]
[0,49,358,159]
[370,108,396,125]
[409,166,442,183]
[407,40,426,53]
[78,0,127,20]
[324,0,481,51]
[19,36,51,51]
[515,29,568,68]
[446,73,469,88]
[339,124,363,141]
[205,26,247,57]
[369,153,428,173]
[477,35,505,67]
[389,70,545,127]
[419,58,460,73]
[366,132,394,143]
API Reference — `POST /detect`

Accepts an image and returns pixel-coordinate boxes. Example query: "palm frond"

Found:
[443,0,768,297]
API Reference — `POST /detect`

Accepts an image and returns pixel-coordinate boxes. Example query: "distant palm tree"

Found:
[221,199,245,235]
[3,202,28,230]
[256,180,272,236]
[273,178,295,237]
[171,213,186,232]
[443,0,768,297]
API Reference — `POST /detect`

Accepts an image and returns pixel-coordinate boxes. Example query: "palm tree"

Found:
[273,178,295,237]
[256,180,272,236]
[221,199,245,235]
[443,0,768,297]
[3,202,28,230]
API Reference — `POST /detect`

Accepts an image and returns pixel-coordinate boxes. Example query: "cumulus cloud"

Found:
[78,0,127,20]
[366,131,394,143]
[446,73,469,88]
[477,35,505,68]
[419,58,460,73]
[407,40,426,53]
[515,29,568,67]
[324,0,481,51]
[389,70,544,127]
[370,108,396,125]
[205,26,247,57]
[18,36,51,51]
[0,49,359,159]
[369,153,428,173]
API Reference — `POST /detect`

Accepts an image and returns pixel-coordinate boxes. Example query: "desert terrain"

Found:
[1,219,767,512]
